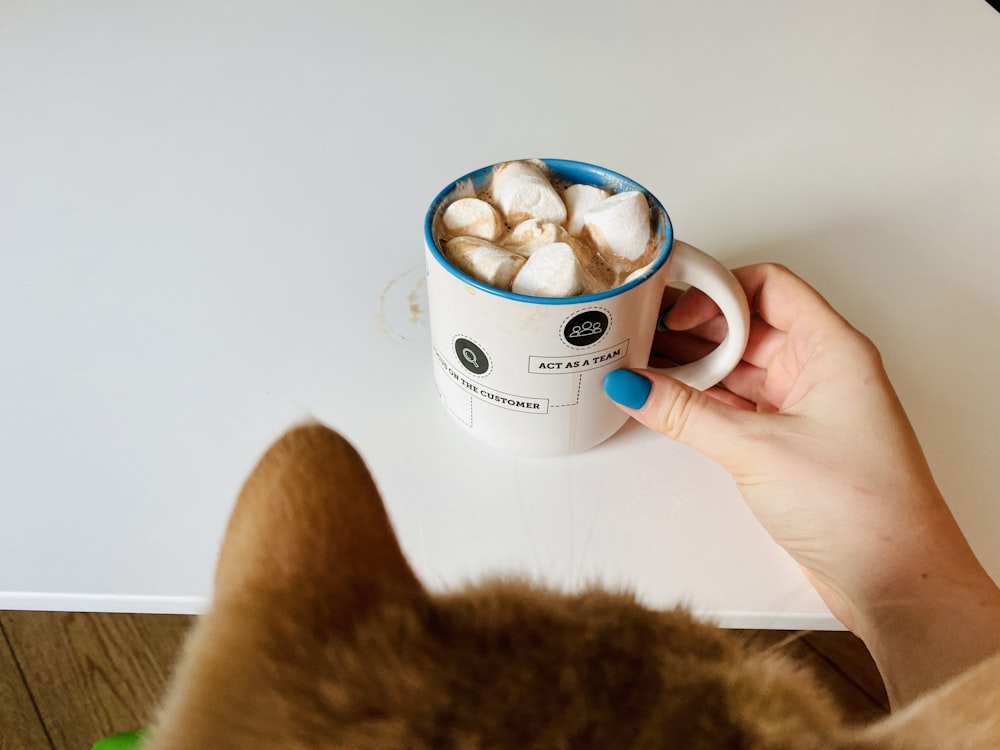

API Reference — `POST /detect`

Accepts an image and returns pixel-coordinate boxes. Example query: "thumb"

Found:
[603,368,754,465]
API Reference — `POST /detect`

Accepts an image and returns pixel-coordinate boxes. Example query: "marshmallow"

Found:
[582,191,651,261]
[511,242,583,297]
[441,198,504,241]
[563,183,610,236]
[443,237,525,290]
[504,219,571,257]
[491,160,567,225]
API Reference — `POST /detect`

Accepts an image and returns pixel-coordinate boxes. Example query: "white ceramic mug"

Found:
[425,159,750,456]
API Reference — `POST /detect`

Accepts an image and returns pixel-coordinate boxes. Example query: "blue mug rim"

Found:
[424,159,674,305]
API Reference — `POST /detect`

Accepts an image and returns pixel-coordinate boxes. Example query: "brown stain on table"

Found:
[376,265,427,343]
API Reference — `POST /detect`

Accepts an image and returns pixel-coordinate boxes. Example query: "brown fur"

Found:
[146,423,1000,749]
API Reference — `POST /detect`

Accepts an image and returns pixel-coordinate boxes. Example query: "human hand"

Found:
[604,261,1000,704]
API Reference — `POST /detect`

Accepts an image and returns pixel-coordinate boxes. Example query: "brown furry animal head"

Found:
[146,424,1000,749]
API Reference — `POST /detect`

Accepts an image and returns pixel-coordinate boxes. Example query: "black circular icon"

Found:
[454,337,489,375]
[562,310,609,348]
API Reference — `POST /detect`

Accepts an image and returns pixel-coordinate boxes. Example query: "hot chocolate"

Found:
[434,159,658,298]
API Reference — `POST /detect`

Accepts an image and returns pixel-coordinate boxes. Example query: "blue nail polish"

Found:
[603,370,652,410]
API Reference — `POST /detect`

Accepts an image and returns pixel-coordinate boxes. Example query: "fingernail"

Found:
[656,302,676,332]
[603,370,652,410]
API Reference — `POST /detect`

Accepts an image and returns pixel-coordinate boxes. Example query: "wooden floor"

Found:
[1,611,889,749]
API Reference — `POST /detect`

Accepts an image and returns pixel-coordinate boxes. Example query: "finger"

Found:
[603,368,757,464]
[665,262,846,338]
[742,318,789,371]
[658,285,687,313]
[668,308,730,343]
[650,328,716,366]
[650,334,780,411]
[655,315,789,373]
[732,263,847,334]
[661,285,719,331]
[718,361,782,412]
[702,382,758,411]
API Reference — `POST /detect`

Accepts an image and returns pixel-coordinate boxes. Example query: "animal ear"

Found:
[212,422,424,619]
[855,652,1000,749]
[144,424,425,750]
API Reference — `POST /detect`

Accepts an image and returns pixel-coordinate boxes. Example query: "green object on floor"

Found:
[91,729,146,749]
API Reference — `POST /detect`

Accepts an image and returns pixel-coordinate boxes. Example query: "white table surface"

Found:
[2,1,998,628]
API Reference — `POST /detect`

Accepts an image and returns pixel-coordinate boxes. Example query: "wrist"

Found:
[851,550,1000,707]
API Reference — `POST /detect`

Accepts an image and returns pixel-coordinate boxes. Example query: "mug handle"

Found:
[654,240,751,390]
